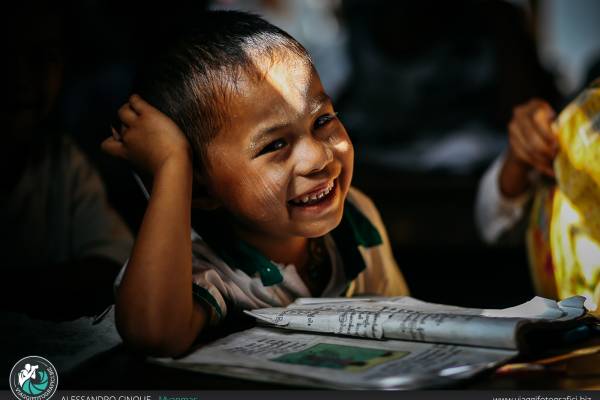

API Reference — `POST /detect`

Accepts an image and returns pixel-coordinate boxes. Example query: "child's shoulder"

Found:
[346,186,382,223]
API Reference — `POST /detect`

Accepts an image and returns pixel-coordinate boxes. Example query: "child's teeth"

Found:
[292,181,335,205]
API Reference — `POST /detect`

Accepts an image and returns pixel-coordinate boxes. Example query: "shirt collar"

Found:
[199,200,382,286]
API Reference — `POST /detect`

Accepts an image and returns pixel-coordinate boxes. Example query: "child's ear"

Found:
[191,174,221,210]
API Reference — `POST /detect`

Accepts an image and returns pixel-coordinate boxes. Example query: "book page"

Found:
[154,327,516,390]
[245,296,587,350]
[292,296,586,320]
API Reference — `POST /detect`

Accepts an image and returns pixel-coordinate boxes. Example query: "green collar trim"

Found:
[330,200,382,282]
[343,201,383,247]
[229,240,284,286]
[200,199,382,287]
[192,283,223,321]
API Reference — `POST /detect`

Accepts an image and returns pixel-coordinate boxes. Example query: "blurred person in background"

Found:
[0,3,132,375]
[338,0,561,173]
[476,69,600,311]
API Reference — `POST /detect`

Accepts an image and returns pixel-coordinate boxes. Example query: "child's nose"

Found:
[294,136,334,176]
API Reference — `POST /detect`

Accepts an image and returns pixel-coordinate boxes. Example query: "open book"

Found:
[154,296,595,389]
[244,295,590,351]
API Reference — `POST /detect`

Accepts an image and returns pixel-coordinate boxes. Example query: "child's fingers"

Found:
[111,125,122,141]
[531,104,558,148]
[522,118,556,159]
[508,98,557,177]
[509,134,535,171]
[101,137,128,160]
[118,102,138,126]
[128,94,152,115]
[510,121,554,173]
[513,101,556,158]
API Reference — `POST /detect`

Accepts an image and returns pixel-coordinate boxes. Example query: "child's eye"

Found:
[314,113,339,129]
[258,138,288,156]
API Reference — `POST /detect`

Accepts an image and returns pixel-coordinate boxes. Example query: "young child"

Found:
[102,11,409,356]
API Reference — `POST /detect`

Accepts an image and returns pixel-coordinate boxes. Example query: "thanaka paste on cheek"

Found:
[244,173,283,223]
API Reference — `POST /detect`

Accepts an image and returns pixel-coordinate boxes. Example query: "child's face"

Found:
[203,51,354,243]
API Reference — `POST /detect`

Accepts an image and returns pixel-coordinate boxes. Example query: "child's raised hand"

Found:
[507,98,558,177]
[102,95,191,176]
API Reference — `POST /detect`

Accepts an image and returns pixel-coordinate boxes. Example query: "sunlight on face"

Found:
[262,58,311,114]
[203,50,354,255]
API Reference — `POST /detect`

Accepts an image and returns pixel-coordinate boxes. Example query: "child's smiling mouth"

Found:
[289,179,337,208]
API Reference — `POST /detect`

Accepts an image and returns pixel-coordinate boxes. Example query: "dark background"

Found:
[7,0,600,309]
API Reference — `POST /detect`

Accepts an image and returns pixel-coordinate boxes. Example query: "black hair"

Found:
[134,10,311,179]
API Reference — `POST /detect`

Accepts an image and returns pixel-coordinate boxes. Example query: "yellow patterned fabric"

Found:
[527,79,600,311]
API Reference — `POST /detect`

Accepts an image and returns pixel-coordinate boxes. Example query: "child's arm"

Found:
[499,98,557,197]
[102,95,207,356]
